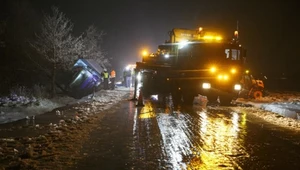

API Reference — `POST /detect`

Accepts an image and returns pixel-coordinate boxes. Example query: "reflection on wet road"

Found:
[132,96,300,170]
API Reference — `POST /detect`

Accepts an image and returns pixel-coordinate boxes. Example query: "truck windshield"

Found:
[158,45,176,56]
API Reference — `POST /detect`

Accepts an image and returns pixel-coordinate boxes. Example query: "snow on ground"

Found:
[0,88,299,130]
[234,91,300,131]
[0,86,131,124]
[236,91,300,120]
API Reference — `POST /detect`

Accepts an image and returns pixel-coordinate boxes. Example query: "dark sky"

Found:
[13,0,300,75]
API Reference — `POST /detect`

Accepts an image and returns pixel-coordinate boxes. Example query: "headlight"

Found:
[164,54,170,58]
[234,84,241,91]
[202,83,211,89]
[217,74,229,81]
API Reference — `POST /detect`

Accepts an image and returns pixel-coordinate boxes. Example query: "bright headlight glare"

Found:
[164,54,170,58]
[202,83,211,89]
[234,84,242,91]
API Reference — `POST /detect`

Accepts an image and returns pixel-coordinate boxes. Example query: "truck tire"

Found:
[253,90,263,99]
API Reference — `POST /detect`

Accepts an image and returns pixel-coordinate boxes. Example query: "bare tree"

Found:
[81,25,110,68]
[30,6,83,97]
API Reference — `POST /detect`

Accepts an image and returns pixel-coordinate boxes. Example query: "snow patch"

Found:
[0,87,130,124]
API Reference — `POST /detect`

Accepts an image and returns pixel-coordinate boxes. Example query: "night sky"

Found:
[7,0,300,76]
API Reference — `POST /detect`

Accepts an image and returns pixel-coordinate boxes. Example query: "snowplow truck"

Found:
[135,27,247,105]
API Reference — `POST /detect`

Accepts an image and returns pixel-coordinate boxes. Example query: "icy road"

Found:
[73,97,300,170]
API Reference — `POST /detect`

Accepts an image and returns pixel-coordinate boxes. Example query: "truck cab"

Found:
[136,27,246,105]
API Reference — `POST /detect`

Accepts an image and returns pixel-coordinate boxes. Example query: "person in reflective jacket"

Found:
[101,69,109,90]
[110,69,116,90]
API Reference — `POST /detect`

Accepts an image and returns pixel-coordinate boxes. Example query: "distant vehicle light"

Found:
[125,64,136,71]
[202,83,211,89]
[164,54,170,58]
[234,84,242,91]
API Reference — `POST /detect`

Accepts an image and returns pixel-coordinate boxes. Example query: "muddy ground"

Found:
[0,93,131,170]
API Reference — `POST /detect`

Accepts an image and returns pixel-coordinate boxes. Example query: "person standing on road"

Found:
[131,68,135,88]
[123,69,126,87]
[101,69,109,90]
[126,69,132,88]
[110,69,116,90]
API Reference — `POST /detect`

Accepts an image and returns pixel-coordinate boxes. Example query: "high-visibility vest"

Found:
[103,72,109,78]
[111,70,116,78]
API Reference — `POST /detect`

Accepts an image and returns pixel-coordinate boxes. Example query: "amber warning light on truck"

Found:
[142,50,149,56]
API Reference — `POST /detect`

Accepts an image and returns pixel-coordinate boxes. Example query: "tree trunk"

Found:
[51,63,56,98]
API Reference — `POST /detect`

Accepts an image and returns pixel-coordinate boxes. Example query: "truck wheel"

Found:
[253,91,263,99]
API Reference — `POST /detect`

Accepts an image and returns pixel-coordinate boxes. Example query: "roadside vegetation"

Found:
[0,3,110,99]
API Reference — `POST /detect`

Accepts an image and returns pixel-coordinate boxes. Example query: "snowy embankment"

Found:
[236,91,300,120]
[0,87,131,124]
[234,91,300,131]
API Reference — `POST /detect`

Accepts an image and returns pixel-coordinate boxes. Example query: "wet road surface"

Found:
[72,96,300,170]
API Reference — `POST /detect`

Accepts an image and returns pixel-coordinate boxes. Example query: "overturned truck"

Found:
[68,59,104,98]
[134,27,247,105]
